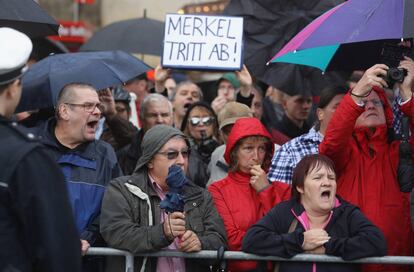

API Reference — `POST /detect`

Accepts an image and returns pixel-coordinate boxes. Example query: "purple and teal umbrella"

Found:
[269,0,414,72]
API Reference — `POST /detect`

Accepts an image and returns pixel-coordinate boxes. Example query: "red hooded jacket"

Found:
[319,89,414,272]
[209,118,290,272]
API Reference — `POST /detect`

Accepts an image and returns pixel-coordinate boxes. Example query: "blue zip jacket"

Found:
[33,118,123,244]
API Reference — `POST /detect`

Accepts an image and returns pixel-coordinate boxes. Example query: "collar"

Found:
[302,126,323,143]
[228,171,252,185]
[148,173,167,199]
[353,124,389,148]
[282,114,310,137]
[291,197,341,230]
[43,117,96,159]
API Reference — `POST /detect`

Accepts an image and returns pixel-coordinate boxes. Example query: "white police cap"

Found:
[0,27,32,85]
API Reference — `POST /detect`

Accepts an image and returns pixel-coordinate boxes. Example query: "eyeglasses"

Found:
[65,102,102,113]
[360,98,383,108]
[189,116,214,126]
[157,149,190,160]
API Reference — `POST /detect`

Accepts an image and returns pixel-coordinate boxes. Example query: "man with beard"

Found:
[34,83,122,268]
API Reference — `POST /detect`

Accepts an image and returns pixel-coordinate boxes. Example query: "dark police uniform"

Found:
[0,116,81,272]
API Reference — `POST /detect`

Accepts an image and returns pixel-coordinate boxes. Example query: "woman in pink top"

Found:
[243,154,387,272]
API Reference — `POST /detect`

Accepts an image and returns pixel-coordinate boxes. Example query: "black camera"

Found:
[198,130,219,161]
[386,67,408,86]
[198,138,219,157]
[380,41,412,87]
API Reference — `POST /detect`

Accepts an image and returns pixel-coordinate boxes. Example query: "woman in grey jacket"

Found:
[100,125,227,272]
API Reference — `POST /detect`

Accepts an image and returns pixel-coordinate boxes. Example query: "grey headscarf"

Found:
[134,125,188,172]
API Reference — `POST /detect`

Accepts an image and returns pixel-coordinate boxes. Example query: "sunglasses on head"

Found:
[189,116,214,126]
[157,149,190,160]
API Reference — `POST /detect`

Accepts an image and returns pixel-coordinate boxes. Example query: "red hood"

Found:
[224,118,273,169]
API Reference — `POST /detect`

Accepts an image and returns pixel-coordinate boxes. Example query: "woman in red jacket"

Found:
[208,117,290,271]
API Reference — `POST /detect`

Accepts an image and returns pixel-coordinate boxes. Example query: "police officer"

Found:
[0,28,81,272]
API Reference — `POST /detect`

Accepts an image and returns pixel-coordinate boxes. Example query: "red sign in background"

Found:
[74,0,95,4]
[49,20,89,43]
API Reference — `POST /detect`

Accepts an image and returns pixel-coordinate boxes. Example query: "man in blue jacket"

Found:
[35,82,122,264]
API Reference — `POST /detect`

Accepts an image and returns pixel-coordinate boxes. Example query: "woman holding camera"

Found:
[181,102,220,187]
[181,102,220,163]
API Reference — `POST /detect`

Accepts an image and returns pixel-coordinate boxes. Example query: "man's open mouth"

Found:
[87,120,98,129]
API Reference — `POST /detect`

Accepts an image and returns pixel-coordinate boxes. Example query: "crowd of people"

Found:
[1,24,414,272]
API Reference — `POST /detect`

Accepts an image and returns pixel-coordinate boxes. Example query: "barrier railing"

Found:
[87,247,134,272]
[87,247,414,272]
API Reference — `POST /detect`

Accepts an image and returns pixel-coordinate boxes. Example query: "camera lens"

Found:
[387,67,407,85]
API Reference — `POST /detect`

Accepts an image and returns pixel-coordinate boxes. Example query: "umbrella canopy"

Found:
[80,17,164,56]
[0,0,59,38]
[263,63,348,97]
[270,0,414,71]
[30,37,69,61]
[223,0,347,96]
[17,50,151,112]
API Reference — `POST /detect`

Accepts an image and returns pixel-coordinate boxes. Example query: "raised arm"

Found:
[319,64,389,173]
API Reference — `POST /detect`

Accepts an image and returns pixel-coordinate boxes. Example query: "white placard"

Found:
[162,14,244,70]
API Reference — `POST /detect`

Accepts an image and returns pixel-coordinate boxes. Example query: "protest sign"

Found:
[162,14,243,70]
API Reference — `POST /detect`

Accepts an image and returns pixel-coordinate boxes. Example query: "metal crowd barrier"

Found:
[87,247,414,272]
[87,247,134,272]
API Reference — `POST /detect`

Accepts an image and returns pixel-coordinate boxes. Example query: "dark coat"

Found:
[242,198,387,272]
[100,115,138,151]
[100,169,227,272]
[0,116,81,272]
[116,128,144,175]
[273,114,311,139]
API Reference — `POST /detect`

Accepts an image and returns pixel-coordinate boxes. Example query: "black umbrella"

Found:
[30,37,69,62]
[0,0,59,38]
[263,63,349,97]
[80,17,164,56]
[17,50,151,112]
[224,0,348,96]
